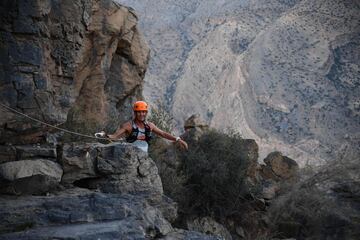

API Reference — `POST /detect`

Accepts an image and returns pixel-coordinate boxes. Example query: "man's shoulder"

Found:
[122,121,133,129]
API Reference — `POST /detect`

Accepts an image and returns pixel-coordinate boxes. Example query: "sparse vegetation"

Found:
[267,158,360,239]
[147,105,360,239]
[148,111,260,223]
[148,101,174,133]
[148,104,360,239]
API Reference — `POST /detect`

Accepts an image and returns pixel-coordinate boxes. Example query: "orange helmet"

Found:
[133,101,148,111]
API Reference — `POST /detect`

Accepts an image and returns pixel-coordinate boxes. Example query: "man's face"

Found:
[134,111,147,121]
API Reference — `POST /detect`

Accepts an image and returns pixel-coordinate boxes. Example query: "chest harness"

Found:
[126,121,152,143]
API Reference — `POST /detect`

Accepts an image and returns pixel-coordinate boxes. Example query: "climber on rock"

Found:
[95,101,188,153]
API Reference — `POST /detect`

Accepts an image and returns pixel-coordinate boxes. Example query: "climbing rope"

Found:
[0,102,114,142]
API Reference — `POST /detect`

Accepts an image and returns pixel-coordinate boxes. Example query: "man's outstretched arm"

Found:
[149,122,188,150]
[106,122,132,140]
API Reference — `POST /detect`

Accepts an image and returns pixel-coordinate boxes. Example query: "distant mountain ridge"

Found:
[117,0,360,165]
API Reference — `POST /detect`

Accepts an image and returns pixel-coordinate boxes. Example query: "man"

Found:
[96,101,188,152]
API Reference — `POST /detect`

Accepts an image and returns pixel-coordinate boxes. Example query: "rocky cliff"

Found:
[0,1,217,239]
[0,0,149,144]
[117,0,360,166]
[0,142,218,239]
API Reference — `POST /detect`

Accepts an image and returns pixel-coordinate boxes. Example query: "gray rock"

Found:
[97,142,142,175]
[1,223,219,240]
[0,220,147,240]
[187,217,232,240]
[0,189,173,238]
[184,114,209,130]
[147,194,178,223]
[0,174,60,196]
[60,143,98,184]
[181,115,209,144]
[60,142,176,221]
[263,152,299,180]
[94,143,163,195]
[60,142,163,194]
[15,145,57,160]
[0,159,63,182]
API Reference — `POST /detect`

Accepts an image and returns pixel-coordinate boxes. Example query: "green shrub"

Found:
[147,106,260,226]
[179,129,257,218]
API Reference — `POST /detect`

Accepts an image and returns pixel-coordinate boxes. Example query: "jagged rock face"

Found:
[117,0,360,166]
[0,143,220,239]
[0,0,149,144]
[0,142,164,196]
[63,142,164,195]
[0,189,175,239]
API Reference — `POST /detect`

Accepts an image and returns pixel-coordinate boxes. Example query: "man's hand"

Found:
[95,131,106,138]
[177,138,188,150]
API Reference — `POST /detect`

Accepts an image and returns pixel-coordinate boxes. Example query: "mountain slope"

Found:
[117,0,360,165]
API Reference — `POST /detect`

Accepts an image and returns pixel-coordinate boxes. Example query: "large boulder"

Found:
[61,142,176,223]
[181,114,209,143]
[0,159,63,195]
[0,144,57,164]
[258,152,299,200]
[0,159,62,182]
[93,143,163,194]
[60,142,163,195]
[262,151,299,180]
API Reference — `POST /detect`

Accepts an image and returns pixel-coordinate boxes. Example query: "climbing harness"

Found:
[0,102,113,142]
[126,120,152,143]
